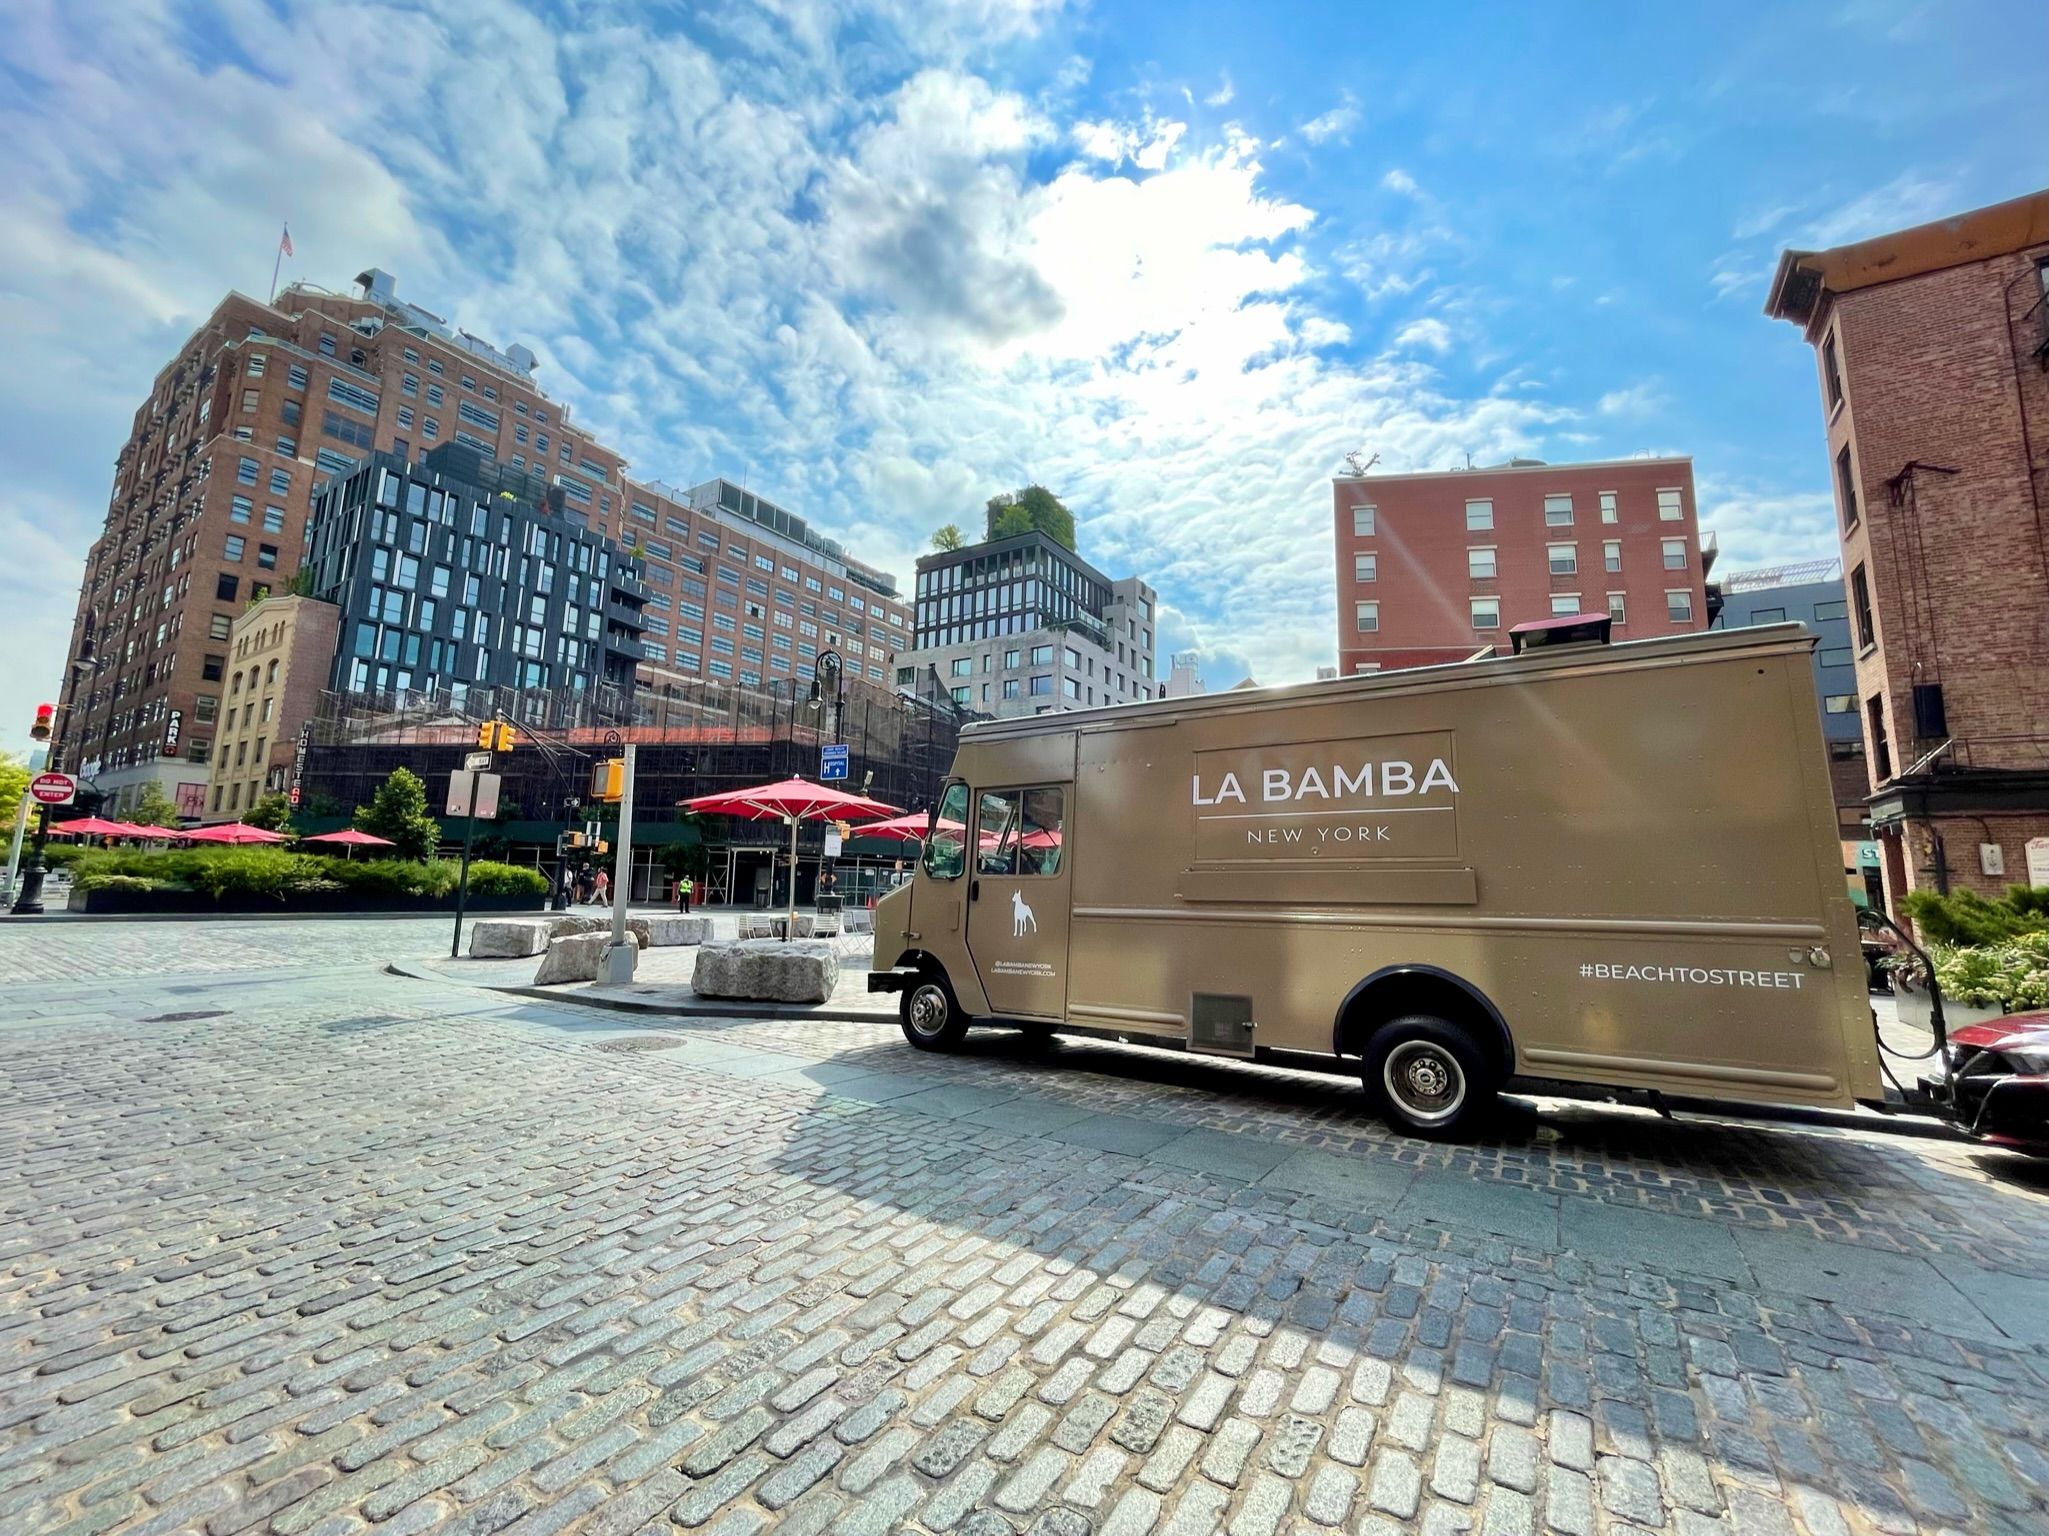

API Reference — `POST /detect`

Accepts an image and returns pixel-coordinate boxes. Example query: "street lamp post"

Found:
[807,650,846,910]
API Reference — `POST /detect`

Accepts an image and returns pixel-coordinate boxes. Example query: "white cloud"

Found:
[1596,381,1666,416]
[0,0,1611,746]
[1298,96,1361,145]
[1794,170,1962,248]
[1381,168,1419,196]
[1393,317,1453,353]
[1695,479,1841,573]
[1203,75,1235,107]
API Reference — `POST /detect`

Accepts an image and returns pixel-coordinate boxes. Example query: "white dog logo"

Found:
[1011,889,1037,937]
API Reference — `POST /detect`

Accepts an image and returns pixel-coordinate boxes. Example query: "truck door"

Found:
[964,783,1071,1021]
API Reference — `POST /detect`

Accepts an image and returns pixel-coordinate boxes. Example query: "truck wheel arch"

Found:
[1333,965,1514,1077]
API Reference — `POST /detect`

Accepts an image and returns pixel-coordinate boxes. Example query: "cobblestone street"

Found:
[3,918,2046,1536]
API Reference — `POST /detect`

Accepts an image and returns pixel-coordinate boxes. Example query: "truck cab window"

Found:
[977,787,1065,877]
[923,781,970,879]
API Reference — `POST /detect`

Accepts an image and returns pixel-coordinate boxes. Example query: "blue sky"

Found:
[1,0,2043,753]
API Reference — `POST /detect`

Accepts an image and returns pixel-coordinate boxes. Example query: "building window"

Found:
[1355,601,1379,633]
[1352,505,1375,537]
[950,657,973,677]
[236,457,259,485]
[1813,599,1848,622]
[208,613,232,640]
[1823,694,1856,714]
[1817,646,1852,667]
[230,496,253,524]
[1603,540,1621,573]
[1544,493,1573,526]
[1835,447,1858,531]
[1470,597,1500,629]
[1607,592,1626,625]
[1823,334,1843,409]
[1550,594,1581,616]
[1599,491,1617,524]
[1465,499,1493,531]
[224,535,245,562]
[1867,695,1892,779]
[1657,488,1683,521]
[257,544,278,571]
[1750,607,1786,623]
[1851,563,1875,648]
[216,574,238,602]
[1547,542,1577,575]
[1028,674,1053,696]
[1467,547,1496,580]
[1354,552,1376,583]
[202,653,225,682]
[1661,538,1688,570]
[1665,589,1693,623]
[1003,678,1021,699]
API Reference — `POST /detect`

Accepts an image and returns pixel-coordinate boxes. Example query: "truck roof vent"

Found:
[1508,613,1612,655]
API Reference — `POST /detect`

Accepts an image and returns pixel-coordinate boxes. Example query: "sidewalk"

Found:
[404,904,897,1020]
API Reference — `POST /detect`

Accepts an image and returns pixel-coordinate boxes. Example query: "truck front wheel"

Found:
[901,970,969,1051]
[1362,1015,1495,1138]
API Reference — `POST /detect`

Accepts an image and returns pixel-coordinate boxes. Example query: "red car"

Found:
[1923,1011,2049,1153]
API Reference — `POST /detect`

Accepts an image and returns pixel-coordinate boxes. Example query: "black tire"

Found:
[1015,1020,1058,1049]
[900,969,969,1051]
[1361,1014,1497,1138]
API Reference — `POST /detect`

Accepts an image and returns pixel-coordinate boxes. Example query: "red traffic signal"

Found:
[30,704,54,743]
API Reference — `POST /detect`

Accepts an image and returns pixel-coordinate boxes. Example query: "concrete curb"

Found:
[383,958,896,1024]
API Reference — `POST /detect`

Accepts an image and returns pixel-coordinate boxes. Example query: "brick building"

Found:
[202,595,340,821]
[1766,191,2049,908]
[54,269,909,818]
[1333,457,1713,674]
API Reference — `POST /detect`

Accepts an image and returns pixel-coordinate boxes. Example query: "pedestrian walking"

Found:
[592,868,610,905]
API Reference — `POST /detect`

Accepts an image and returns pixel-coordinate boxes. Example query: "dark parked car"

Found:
[1923,1011,2049,1154]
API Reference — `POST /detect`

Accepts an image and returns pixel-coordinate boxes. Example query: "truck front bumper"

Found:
[867,968,917,995]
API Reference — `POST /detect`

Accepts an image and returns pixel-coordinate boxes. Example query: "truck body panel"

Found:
[874,624,1880,1112]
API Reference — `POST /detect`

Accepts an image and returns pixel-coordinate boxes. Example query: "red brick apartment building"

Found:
[1333,457,1711,674]
[1766,191,2049,908]
[55,269,909,818]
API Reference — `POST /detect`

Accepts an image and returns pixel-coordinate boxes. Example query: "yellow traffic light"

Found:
[475,721,494,750]
[498,723,518,752]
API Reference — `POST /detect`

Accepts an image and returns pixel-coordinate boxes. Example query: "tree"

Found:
[931,524,966,552]
[0,751,27,816]
[244,792,294,832]
[130,784,184,828]
[354,767,441,861]
[984,485,1076,550]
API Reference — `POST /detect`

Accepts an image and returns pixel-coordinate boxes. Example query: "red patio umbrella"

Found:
[299,828,394,860]
[47,816,134,840]
[858,813,965,843]
[679,776,899,936]
[177,822,290,845]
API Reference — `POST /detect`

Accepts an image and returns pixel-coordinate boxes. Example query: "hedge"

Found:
[68,847,547,903]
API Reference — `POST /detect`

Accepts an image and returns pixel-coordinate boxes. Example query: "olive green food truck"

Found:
[869,623,1879,1137]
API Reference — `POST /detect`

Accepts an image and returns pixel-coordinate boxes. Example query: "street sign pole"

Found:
[600,745,638,982]
[12,766,73,917]
[2,746,48,906]
[450,800,478,959]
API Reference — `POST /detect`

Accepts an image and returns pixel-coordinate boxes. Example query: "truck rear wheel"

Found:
[1362,1014,1495,1138]
[901,970,969,1051]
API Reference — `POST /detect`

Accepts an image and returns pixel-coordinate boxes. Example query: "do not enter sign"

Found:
[29,772,77,806]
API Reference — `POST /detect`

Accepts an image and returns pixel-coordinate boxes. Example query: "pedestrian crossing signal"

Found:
[590,758,624,802]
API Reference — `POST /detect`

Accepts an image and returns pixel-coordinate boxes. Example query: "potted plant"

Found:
[1927,944,2012,1027]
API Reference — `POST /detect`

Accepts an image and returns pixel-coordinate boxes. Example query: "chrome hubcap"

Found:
[908,985,949,1035]
[1384,1041,1466,1125]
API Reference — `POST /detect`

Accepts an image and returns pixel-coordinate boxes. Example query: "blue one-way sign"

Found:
[820,744,849,782]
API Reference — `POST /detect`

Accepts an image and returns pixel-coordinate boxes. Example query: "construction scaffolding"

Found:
[295,674,969,904]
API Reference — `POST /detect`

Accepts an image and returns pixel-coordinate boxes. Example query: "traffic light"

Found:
[589,758,624,803]
[475,721,495,750]
[493,722,516,752]
[30,704,54,743]
[474,721,517,752]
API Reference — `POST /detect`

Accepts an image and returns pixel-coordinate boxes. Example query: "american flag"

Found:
[279,224,293,258]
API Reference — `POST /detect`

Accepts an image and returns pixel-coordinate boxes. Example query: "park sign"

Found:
[29,773,76,806]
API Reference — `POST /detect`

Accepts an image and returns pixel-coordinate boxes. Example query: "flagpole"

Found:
[269,225,288,303]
